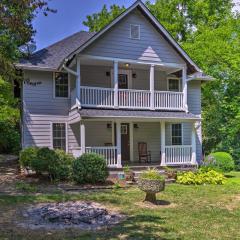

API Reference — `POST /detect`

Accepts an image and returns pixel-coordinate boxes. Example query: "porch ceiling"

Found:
[79,108,201,121]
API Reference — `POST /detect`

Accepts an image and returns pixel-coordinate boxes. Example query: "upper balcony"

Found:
[80,86,184,110]
[70,55,188,112]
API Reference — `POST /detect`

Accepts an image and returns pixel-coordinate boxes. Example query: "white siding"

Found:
[23,70,70,149]
[133,122,161,163]
[83,9,185,64]
[85,121,113,146]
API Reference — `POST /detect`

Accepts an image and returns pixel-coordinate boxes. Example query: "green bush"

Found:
[176,169,226,185]
[30,147,56,174]
[204,152,235,172]
[19,147,39,168]
[48,149,73,181]
[0,121,20,154]
[139,168,165,181]
[72,153,108,184]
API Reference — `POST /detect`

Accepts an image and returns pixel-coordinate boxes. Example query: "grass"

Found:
[0,172,240,239]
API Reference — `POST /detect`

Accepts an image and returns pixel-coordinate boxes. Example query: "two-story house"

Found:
[17,1,212,168]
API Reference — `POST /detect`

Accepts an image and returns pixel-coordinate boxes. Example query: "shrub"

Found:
[176,169,226,185]
[19,147,39,168]
[31,147,56,174]
[48,149,73,181]
[139,168,165,181]
[204,152,235,172]
[72,153,108,184]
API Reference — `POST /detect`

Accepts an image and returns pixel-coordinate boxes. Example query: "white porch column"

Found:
[129,122,134,162]
[76,56,81,105]
[150,64,155,110]
[182,66,188,111]
[80,121,85,154]
[116,121,122,168]
[114,60,119,108]
[160,121,166,166]
[191,122,197,165]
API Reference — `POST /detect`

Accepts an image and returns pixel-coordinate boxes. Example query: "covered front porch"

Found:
[69,110,200,168]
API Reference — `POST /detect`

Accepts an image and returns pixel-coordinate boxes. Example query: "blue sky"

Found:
[33,0,151,50]
[33,0,239,50]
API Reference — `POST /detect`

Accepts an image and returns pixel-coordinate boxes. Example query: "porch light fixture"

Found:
[134,123,139,129]
[107,123,112,129]
[125,63,130,68]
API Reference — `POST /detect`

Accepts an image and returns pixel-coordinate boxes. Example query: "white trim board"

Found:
[50,121,68,153]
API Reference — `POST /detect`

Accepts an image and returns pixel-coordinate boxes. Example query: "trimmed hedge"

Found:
[72,153,108,184]
[19,147,74,181]
[204,152,235,172]
[48,149,73,181]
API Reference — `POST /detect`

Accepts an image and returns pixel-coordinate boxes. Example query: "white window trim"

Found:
[167,77,181,92]
[50,122,68,152]
[53,72,70,99]
[130,24,140,40]
[170,123,183,146]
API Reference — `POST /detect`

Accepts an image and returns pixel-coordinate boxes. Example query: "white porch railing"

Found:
[118,89,151,109]
[86,146,118,167]
[80,86,184,110]
[80,86,114,108]
[165,145,192,165]
[154,91,184,110]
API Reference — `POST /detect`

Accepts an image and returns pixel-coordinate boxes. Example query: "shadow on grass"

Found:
[81,214,181,240]
[224,174,235,178]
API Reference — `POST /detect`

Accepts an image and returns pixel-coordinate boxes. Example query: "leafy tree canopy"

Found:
[83,4,126,32]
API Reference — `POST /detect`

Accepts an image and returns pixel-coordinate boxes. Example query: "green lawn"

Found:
[0,172,240,240]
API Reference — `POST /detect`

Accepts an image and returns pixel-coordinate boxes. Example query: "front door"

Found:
[118,73,128,89]
[121,123,130,161]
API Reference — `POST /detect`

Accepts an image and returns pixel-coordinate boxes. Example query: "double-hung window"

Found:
[168,78,180,92]
[52,123,66,151]
[171,123,182,145]
[54,72,69,98]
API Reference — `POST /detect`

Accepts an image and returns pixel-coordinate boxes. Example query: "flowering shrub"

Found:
[176,169,226,185]
[203,152,235,172]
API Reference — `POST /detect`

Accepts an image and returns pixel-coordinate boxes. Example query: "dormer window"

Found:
[54,72,69,98]
[130,24,140,39]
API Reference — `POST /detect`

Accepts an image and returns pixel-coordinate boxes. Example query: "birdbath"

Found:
[138,168,165,204]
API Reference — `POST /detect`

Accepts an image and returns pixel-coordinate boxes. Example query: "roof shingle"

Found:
[17,31,95,70]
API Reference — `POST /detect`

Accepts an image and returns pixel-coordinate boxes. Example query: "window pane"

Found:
[52,123,66,151]
[172,124,182,145]
[55,72,68,98]
[168,79,180,92]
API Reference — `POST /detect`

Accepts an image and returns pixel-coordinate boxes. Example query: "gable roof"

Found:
[17,31,95,71]
[17,0,201,74]
[67,0,201,73]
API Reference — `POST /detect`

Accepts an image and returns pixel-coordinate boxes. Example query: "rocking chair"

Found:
[138,142,151,163]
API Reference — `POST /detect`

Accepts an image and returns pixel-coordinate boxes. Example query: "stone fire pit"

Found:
[19,201,124,230]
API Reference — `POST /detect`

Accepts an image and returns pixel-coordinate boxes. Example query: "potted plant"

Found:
[123,165,135,182]
[138,168,165,204]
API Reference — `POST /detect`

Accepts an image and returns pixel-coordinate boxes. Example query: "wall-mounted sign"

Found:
[24,79,42,86]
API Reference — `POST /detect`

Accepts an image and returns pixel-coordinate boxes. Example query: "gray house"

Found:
[17,1,211,168]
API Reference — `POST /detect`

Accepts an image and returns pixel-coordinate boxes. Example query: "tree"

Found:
[0,0,55,153]
[182,17,240,168]
[83,4,126,32]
